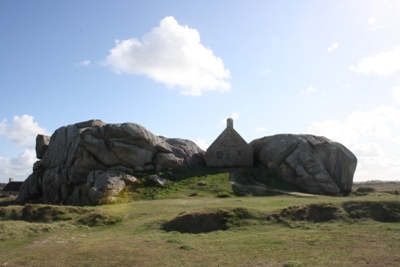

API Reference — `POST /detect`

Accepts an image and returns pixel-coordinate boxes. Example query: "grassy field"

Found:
[1,169,400,267]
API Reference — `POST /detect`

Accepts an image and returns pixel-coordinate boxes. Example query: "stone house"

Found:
[2,178,24,197]
[205,118,253,167]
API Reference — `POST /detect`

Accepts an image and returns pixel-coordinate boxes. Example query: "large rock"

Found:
[17,120,205,206]
[162,137,206,166]
[250,134,357,196]
[35,135,50,159]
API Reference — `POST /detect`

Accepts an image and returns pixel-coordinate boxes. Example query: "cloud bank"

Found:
[393,86,400,104]
[308,105,400,147]
[350,45,400,76]
[0,115,48,181]
[0,115,49,147]
[0,150,37,181]
[307,90,400,181]
[105,16,231,96]
[76,60,91,67]
[300,86,316,96]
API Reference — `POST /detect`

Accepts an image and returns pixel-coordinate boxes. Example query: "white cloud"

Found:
[10,149,37,168]
[104,16,231,96]
[392,86,400,104]
[350,45,400,76]
[231,112,239,120]
[393,136,400,144]
[308,105,400,146]
[351,143,385,157]
[354,155,400,181]
[221,112,239,125]
[255,127,266,132]
[327,42,338,52]
[308,120,359,147]
[219,112,240,127]
[195,138,209,150]
[0,115,49,147]
[368,17,375,24]
[300,86,316,96]
[308,103,400,181]
[76,60,91,67]
[0,149,36,181]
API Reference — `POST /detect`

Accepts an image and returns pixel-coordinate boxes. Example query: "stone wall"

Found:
[205,119,253,167]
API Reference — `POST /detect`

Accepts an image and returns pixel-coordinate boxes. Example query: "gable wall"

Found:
[205,128,253,167]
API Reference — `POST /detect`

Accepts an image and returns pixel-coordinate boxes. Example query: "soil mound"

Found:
[279,203,341,222]
[163,211,227,233]
[343,201,400,222]
[163,207,263,233]
[0,204,122,226]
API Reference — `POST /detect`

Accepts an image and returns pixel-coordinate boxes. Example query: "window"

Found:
[217,151,223,159]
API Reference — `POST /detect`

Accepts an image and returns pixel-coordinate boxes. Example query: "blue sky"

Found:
[1,0,400,183]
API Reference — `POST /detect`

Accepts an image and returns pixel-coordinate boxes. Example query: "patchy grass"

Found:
[162,207,265,233]
[1,178,400,267]
[0,195,18,206]
[1,194,400,266]
[353,183,400,196]
[118,166,232,201]
[0,204,122,227]
[343,201,400,222]
[277,203,343,223]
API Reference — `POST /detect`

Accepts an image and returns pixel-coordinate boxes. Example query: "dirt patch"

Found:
[343,201,400,222]
[21,205,72,223]
[278,203,342,222]
[163,201,400,233]
[163,208,264,233]
[276,201,400,224]
[163,211,228,233]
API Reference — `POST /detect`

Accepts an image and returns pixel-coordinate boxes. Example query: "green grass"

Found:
[1,170,400,267]
[1,192,400,266]
[117,166,232,201]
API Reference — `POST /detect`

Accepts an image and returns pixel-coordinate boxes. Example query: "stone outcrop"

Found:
[250,134,357,196]
[17,120,358,205]
[35,134,50,159]
[17,120,205,206]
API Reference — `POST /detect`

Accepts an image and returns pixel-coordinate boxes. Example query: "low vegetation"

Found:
[118,166,233,201]
[1,169,400,266]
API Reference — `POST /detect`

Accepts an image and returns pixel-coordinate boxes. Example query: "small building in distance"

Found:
[2,178,24,197]
[205,118,253,167]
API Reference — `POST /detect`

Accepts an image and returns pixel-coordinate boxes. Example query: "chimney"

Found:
[227,118,233,129]
[9,178,14,183]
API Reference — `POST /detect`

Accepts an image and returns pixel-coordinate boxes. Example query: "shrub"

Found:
[356,187,376,193]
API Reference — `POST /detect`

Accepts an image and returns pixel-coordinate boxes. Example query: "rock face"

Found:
[250,134,357,196]
[17,120,357,205]
[17,120,205,206]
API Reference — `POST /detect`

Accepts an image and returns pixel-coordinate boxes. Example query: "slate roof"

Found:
[2,181,24,192]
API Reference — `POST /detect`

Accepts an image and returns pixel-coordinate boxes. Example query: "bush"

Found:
[352,187,377,196]
[356,187,376,193]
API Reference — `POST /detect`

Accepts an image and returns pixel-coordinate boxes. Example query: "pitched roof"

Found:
[2,181,23,192]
